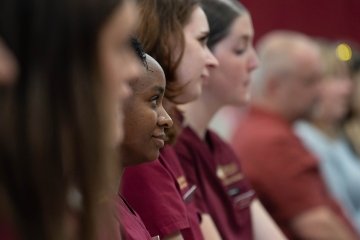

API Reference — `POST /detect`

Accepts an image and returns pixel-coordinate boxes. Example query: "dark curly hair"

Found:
[131,37,147,68]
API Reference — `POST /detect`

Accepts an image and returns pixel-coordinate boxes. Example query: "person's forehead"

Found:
[133,57,165,92]
[184,6,208,33]
[288,43,321,71]
[229,14,254,38]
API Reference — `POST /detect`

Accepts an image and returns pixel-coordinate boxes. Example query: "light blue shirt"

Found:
[295,121,360,234]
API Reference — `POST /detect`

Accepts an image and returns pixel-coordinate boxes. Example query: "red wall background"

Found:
[240,0,360,44]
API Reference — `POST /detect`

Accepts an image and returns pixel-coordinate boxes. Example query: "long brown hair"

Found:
[135,0,200,143]
[136,0,199,100]
[0,0,124,239]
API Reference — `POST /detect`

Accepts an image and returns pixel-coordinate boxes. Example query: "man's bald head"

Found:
[250,31,323,121]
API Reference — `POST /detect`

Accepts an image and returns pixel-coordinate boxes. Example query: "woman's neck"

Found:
[181,93,222,140]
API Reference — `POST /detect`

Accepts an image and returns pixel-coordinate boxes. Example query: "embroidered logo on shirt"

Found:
[216,163,244,186]
[177,175,188,190]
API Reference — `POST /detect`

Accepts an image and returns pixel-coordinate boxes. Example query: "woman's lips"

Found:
[152,133,166,148]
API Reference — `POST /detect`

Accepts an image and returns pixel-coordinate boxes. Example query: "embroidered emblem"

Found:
[177,175,188,190]
[216,163,244,186]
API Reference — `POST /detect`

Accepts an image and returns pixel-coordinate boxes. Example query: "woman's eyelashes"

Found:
[150,95,161,109]
[149,85,165,109]
[150,95,158,108]
[234,48,245,55]
[198,34,209,46]
[232,38,250,55]
[233,42,248,55]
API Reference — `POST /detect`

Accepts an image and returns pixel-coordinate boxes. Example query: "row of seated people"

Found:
[1,0,360,239]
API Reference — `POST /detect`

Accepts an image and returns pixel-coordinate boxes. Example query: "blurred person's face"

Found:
[0,38,17,85]
[172,6,219,104]
[279,48,323,121]
[98,0,142,146]
[318,73,353,123]
[207,14,258,106]
[121,55,173,166]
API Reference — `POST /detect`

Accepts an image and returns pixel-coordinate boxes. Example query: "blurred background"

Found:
[242,0,360,43]
[210,0,360,141]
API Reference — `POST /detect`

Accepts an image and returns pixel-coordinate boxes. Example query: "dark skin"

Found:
[120,55,173,167]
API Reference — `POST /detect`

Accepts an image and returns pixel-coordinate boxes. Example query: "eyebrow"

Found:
[152,85,165,94]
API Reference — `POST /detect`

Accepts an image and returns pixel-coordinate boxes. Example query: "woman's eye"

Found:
[150,96,159,107]
[198,36,208,46]
[234,48,245,55]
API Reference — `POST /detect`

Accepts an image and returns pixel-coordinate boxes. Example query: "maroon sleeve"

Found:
[235,131,328,223]
[120,159,189,238]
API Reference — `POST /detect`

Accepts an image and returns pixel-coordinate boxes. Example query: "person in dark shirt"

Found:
[121,0,219,239]
[232,30,358,240]
[119,39,173,239]
[174,0,285,239]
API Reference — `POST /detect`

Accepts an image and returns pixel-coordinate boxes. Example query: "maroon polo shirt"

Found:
[116,194,152,240]
[159,145,204,240]
[175,127,255,240]
[231,106,357,239]
[120,146,203,240]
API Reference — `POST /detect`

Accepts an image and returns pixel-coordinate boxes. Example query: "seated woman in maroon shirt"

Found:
[174,0,286,239]
[120,0,219,239]
[118,39,173,240]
